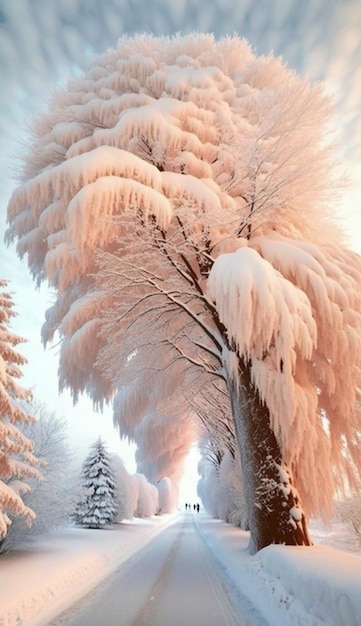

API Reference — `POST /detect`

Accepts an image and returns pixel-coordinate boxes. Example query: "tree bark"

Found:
[226,354,312,553]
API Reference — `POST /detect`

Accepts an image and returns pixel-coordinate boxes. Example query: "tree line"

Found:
[1,277,361,556]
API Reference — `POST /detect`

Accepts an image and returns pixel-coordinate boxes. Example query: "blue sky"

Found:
[0,0,360,477]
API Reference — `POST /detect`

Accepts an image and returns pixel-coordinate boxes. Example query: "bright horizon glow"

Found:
[178,446,201,507]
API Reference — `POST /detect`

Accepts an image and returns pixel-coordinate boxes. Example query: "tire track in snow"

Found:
[133,514,249,626]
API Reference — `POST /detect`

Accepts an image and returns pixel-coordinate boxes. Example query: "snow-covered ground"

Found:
[0,512,360,626]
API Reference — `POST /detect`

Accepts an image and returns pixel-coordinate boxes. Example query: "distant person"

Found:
[196,503,200,513]
[185,503,188,510]
[193,504,196,511]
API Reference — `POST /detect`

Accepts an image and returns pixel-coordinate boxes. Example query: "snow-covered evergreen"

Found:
[73,438,116,528]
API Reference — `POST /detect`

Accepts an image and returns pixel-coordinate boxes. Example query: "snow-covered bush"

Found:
[0,401,74,553]
[134,474,158,518]
[73,438,116,528]
[128,474,139,518]
[157,476,176,513]
[112,454,137,521]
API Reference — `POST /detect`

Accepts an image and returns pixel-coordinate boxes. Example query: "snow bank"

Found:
[259,544,361,626]
[195,516,361,626]
[195,517,316,626]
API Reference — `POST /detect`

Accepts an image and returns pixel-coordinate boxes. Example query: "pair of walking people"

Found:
[185,503,200,512]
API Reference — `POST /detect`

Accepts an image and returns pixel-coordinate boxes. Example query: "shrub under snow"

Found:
[134,474,159,518]
[112,454,137,521]
[157,476,177,514]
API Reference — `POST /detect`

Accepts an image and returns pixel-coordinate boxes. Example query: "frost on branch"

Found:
[6,33,338,404]
[209,234,361,515]
[208,245,317,435]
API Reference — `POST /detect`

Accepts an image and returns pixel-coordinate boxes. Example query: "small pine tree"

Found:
[73,438,116,529]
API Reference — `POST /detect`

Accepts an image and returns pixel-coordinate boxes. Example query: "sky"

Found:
[0,512,360,626]
[0,0,360,493]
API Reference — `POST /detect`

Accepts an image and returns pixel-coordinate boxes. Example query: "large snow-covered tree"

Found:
[73,438,116,528]
[6,34,361,552]
[0,280,42,540]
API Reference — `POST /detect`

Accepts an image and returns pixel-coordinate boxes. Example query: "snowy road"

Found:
[51,514,250,626]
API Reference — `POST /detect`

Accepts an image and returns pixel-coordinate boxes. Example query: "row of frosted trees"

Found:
[1,277,361,551]
[0,279,172,551]
[4,33,361,552]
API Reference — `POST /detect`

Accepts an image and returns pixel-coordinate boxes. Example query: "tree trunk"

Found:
[226,354,312,553]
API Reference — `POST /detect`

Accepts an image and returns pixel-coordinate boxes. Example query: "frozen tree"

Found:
[73,438,116,528]
[195,380,238,461]
[134,407,198,500]
[194,378,239,491]
[0,400,74,553]
[215,450,247,528]
[196,380,248,526]
[134,473,159,518]
[112,356,201,501]
[197,444,247,528]
[0,280,42,540]
[6,34,361,552]
[197,459,218,518]
[336,496,361,541]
